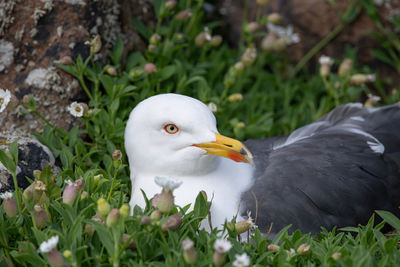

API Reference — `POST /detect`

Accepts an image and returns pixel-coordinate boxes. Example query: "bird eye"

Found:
[164,123,179,134]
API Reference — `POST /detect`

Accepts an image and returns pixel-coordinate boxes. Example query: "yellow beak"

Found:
[193,133,254,165]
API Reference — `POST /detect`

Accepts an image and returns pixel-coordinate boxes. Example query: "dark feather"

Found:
[241,102,400,235]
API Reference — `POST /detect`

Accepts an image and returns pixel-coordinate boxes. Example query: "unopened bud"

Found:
[234,219,253,234]
[267,13,281,24]
[297,243,310,255]
[139,215,151,225]
[234,62,244,71]
[112,149,122,161]
[182,238,197,264]
[106,208,120,227]
[332,252,341,260]
[267,244,280,252]
[84,224,95,236]
[23,183,35,200]
[228,93,243,102]
[213,252,225,267]
[89,35,102,54]
[241,47,257,66]
[3,197,18,217]
[157,189,175,213]
[273,37,287,51]
[236,122,246,129]
[161,213,183,232]
[148,44,156,52]
[195,31,212,46]
[107,66,117,76]
[33,170,42,179]
[150,209,162,221]
[245,22,259,33]
[80,191,89,199]
[350,74,375,85]
[34,204,49,229]
[119,204,130,219]
[338,58,353,77]
[365,93,381,107]
[176,9,192,21]
[74,178,84,191]
[144,63,157,74]
[121,234,136,250]
[97,198,111,216]
[150,33,162,45]
[63,250,72,259]
[129,68,144,78]
[33,180,47,203]
[62,184,78,205]
[93,174,102,186]
[165,0,177,9]
[47,249,64,267]
[319,55,333,78]
[207,102,218,113]
[210,35,223,47]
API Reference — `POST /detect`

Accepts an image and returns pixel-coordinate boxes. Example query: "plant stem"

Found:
[107,167,119,201]
[32,110,66,137]
[292,22,345,77]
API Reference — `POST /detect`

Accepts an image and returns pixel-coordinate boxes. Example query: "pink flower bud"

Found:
[47,249,64,267]
[267,244,280,252]
[62,184,78,205]
[144,63,157,74]
[112,149,122,161]
[210,35,222,47]
[157,189,175,213]
[34,204,49,229]
[107,67,117,76]
[106,208,120,227]
[175,9,192,21]
[161,213,182,232]
[267,13,281,24]
[140,215,151,225]
[165,0,177,9]
[4,197,18,217]
[121,234,136,250]
[57,56,73,65]
[245,22,259,33]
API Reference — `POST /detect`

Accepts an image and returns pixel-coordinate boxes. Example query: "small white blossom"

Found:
[182,238,194,250]
[39,235,59,253]
[267,23,300,44]
[367,74,376,82]
[233,253,250,267]
[367,93,381,102]
[213,238,232,254]
[207,102,217,113]
[318,55,333,66]
[0,191,13,200]
[67,102,84,117]
[154,176,182,191]
[65,179,73,185]
[0,88,11,112]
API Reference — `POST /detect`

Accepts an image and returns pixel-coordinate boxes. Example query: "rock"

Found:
[0,134,56,193]
[0,0,152,135]
[214,0,400,82]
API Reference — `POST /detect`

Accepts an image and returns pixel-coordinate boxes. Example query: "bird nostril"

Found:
[225,144,233,148]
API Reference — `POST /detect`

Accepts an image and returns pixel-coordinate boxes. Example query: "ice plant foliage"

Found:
[0,88,11,112]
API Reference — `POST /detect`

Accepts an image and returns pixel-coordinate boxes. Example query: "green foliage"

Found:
[1,0,400,266]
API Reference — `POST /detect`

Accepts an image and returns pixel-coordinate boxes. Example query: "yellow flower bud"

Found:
[297,243,310,255]
[228,93,243,103]
[97,198,111,216]
[119,204,130,219]
[267,244,280,252]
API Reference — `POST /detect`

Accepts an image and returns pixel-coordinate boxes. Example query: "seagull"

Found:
[125,93,400,235]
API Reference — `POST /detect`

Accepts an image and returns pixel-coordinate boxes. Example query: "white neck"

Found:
[129,158,254,230]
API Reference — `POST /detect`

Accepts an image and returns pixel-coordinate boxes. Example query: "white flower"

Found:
[213,238,232,254]
[246,211,257,229]
[154,176,182,191]
[207,102,217,113]
[267,23,300,44]
[0,191,13,200]
[39,235,59,253]
[65,179,73,185]
[367,74,376,82]
[0,88,11,112]
[318,55,333,66]
[182,238,194,250]
[367,93,381,102]
[67,102,84,117]
[233,253,250,267]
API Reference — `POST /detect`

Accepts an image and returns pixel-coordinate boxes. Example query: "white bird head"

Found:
[124,94,253,177]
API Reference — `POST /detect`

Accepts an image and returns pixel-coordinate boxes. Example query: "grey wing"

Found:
[242,102,400,235]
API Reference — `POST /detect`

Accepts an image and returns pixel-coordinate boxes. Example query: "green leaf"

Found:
[99,74,115,97]
[376,210,400,231]
[9,140,18,166]
[89,220,114,255]
[132,18,150,40]
[109,37,124,65]
[159,65,177,81]
[126,52,146,72]
[0,149,16,174]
